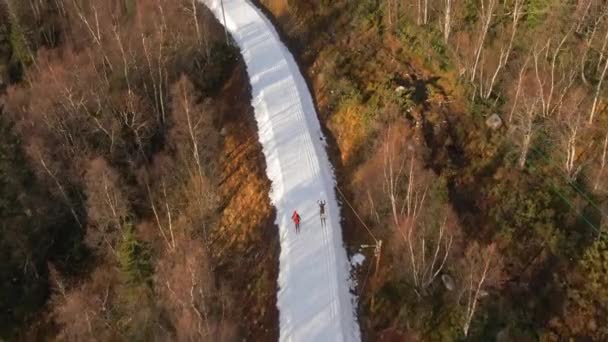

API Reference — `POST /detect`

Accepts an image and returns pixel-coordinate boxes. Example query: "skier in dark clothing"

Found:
[292,210,301,233]
[317,200,327,227]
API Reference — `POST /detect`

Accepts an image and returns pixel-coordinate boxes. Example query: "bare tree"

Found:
[561,111,589,180]
[596,6,608,73]
[482,0,524,99]
[36,149,83,229]
[509,55,531,124]
[380,126,456,294]
[169,76,219,202]
[191,0,201,45]
[575,0,595,34]
[534,28,574,117]
[580,10,605,85]
[443,0,452,43]
[461,242,502,337]
[423,0,429,25]
[589,26,608,123]
[70,0,113,82]
[517,98,539,169]
[594,130,608,191]
[51,265,118,341]
[385,0,399,28]
[142,171,173,250]
[84,157,130,253]
[471,0,497,83]
[156,236,237,341]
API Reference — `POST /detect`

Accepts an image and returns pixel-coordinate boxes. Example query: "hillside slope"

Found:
[203,0,361,341]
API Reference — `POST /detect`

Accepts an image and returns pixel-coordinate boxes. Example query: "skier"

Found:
[317,200,327,227]
[292,210,301,233]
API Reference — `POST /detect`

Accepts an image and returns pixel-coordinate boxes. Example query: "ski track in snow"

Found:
[201,1,361,341]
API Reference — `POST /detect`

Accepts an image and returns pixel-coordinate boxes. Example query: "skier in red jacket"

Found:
[292,210,301,233]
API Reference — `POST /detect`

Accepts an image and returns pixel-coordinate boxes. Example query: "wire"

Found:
[524,146,603,233]
[358,255,375,295]
[528,129,608,218]
[335,185,379,243]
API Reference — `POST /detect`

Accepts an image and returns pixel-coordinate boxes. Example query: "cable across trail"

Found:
[201,1,361,341]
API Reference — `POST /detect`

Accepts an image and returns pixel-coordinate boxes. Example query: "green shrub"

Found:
[7,16,31,81]
[396,21,450,71]
[354,0,382,30]
[525,0,551,28]
[118,224,152,286]
[462,0,480,30]
[124,0,136,18]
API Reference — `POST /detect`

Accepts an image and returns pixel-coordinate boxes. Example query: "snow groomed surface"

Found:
[201,1,361,341]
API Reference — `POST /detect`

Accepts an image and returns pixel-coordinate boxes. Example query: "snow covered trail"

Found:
[201,1,361,341]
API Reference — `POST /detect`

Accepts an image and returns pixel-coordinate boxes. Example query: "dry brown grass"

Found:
[263,0,289,17]
[327,103,370,167]
[209,63,278,341]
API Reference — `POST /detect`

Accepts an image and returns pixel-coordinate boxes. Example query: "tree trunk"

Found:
[471,0,496,83]
[509,56,530,124]
[463,246,494,337]
[444,0,451,43]
[590,35,608,124]
[423,0,428,25]
[594,130,608,191]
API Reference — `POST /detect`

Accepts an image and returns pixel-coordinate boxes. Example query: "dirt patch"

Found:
[211,60,279,341]
[264,0,288,17]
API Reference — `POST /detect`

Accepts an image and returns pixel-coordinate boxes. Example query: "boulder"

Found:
[486,113,503,130]
[441,274,455,291]
[496,327,510,342]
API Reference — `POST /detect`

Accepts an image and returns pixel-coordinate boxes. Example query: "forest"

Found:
[1,0,277,340]
[1,0,608,341]
[260,0,608,340]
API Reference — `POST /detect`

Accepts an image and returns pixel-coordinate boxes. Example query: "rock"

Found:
[395,85,406,94]
[496,327,510,342]
[485,113,503,130]
[220,127,228,136]
[317,71,325,84]
[351,253,365,267]
[441,274,455,291]
[588,318,597,331]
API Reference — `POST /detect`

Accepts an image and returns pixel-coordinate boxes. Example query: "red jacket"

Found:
[292,211,300,224]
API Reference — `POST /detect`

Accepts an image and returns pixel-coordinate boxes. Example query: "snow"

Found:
[201,1,361,341]
[351,253,366,267]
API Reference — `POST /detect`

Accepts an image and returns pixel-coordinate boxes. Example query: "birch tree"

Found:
[381,127,457,294]
[580,10,605,85]
[561,109,590,180]
[84,157,130,254]
[517,98,539,169]
[589,28,608,123]
[156,236,237,341]
[481,0,524,99]
[540,29,574,117]
[470,0,497,83]
[509,55,531,124]
[461,242,502,337]
[443,0,452,43]
[594,130,608,191]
